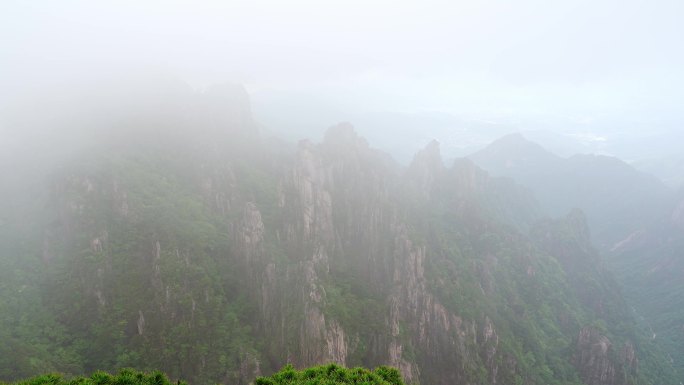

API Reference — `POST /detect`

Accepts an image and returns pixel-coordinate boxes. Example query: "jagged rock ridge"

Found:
[0,84,677,385]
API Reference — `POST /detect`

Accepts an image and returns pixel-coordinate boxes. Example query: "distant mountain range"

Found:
[468,133,674,250]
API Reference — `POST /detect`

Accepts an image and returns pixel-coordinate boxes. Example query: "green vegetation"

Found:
[255,364,404,385]
[0,106,679,384]
[1,369,184,385]
[607,216,684,377]
[1,365,403,385]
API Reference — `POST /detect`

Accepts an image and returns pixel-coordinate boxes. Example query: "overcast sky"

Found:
[2,0,683,160]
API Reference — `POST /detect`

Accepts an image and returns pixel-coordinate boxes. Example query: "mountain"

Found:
[607,190,684,375]
[468,133,673,250]
[0,84,677,385]
[632,155,684,190]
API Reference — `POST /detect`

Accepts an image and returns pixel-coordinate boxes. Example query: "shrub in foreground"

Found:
[2,364,404,385]
[3,369,183,385]
[255,363,404,385]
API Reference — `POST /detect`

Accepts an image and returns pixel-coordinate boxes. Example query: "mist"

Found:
[2,2,684,385]
[3,0,684,163]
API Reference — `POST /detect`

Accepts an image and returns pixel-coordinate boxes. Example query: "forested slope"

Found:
[0,83,676,385]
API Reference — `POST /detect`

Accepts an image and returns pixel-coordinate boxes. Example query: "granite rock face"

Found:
[574,327,638,385]
[15,87,675,385]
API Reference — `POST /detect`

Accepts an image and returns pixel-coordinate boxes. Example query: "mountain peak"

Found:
[468,133,559,179]
[485,132,554,156]
[194,82,258,143]
[410,140,442,169]
[323,122,369,150]
[405,140,445,198]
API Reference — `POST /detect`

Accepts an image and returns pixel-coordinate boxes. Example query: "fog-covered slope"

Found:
[468,133,673,250]
[0,85,677,385]
[607,190,684,376]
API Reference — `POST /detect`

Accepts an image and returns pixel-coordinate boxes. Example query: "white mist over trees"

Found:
[1,2,684,385]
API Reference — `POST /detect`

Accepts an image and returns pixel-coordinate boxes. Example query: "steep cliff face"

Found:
[2,86,678,385]
[607,192,684,378]
[531,211,647,385]
[405,139,444,199]
[531,210,614,318]
[574,326,638,385]
[264,131,528,385]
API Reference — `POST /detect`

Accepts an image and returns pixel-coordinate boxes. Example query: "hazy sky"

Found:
[2,0,683,160]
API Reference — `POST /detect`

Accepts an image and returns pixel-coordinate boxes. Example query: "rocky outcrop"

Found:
[252,134,348,369]
[196,83,257,142]
[574,327,637,385]
[236,202,265,260]
[285,140,334,244]
[262,126,507,384]
[384,224,507,385]
[406,140,444,199]
[296,250,347,367]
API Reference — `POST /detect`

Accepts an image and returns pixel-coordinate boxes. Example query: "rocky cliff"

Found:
[0,83,677,385]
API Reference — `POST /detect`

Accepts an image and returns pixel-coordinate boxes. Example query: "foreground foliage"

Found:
[1,365,402,385]
[1,369,184,385]
[255,364,404,385]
